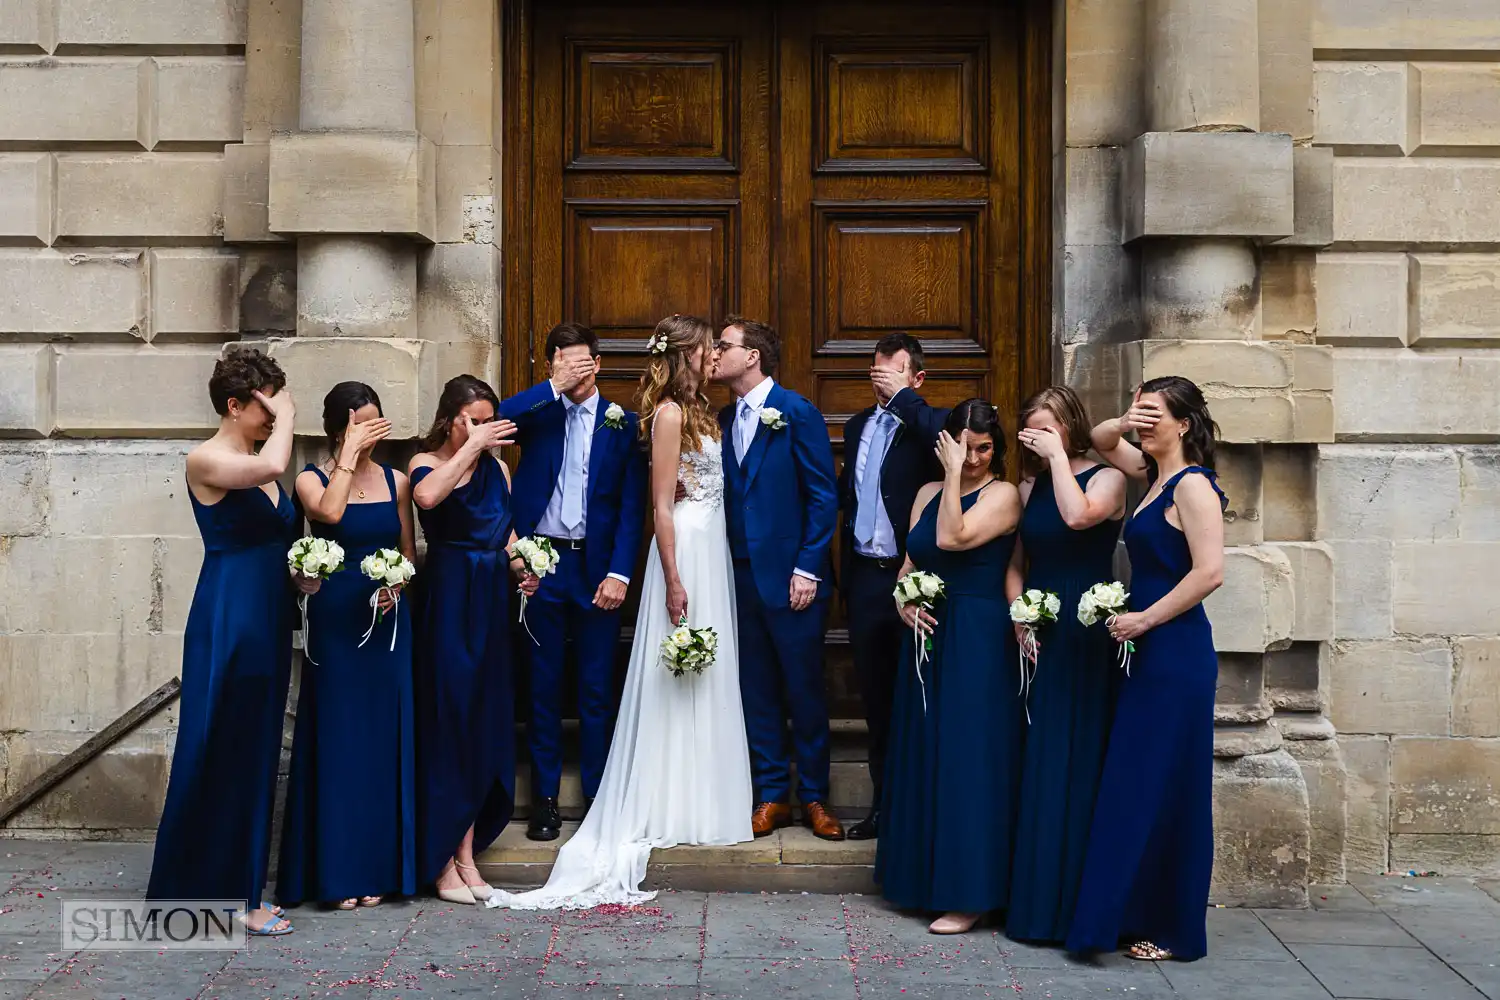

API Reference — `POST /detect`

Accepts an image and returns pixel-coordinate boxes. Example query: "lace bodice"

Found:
[678,436,724,509]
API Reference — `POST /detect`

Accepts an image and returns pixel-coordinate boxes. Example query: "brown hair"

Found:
[636,314,719,451]
[209,347,285,416]
[545,321,598,359]
[1018,385,1092,474]
[1139,375,1220,477]
[722,314,779,378]
[419,374,500,452]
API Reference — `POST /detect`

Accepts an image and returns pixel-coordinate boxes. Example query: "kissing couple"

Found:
[489,313,841,911]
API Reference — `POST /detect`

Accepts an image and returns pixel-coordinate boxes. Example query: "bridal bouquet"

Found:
[893,570,945,714]
[660,616,717,677]
[511,536,560,645]
[357,548,415,651]
[287,536,345,664]
[1009,589,1059,721]
[1078,580,1134,675]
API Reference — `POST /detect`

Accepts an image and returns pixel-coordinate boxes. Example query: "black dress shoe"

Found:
[847,809,879,841]
[527,797,561,841]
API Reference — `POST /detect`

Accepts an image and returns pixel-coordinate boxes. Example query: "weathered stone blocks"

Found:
[1271,541,1334,641]
[1392,738,1500,835]
[53,345,219,435]
[1064,0,1144,146]
[1459,448,1500,540]
[1333,349,1500,441]
[1316,252,1408,346]
[0,249,146,336]
[0,634,183,733]
[1263,445,1318,542]
[55,154,225,242]
[1146,0,1260,133]
[268,131,436,241]
[243,0,301,143]
[1,729,171,831]
[1340,734,1391,873]
[0,0,54,52]
[1410,254,1500,346]
[0,344,54,436]
[0,57,145,145]
[46,440,196,537]
[1283,147,1333,248]
[1316,445,1461,540]
[415,0,495,146]
[148,249,239,338]
[1394,541,1500,636]
[53,0,248,50]
[1414,63,1500,153]
[262,337,436,438]
[0,446,48,535]
[1206,546,1295,654]
[1453,640,1500,738]
[0,154,54,246]
[1314,62,1416,155]
[222,143,280,243]
[155,57,246,146]
[417,242,497,345]
[1327,539,1393,639]
[1330,639,1452,736]
[1210,750,1311,907]
[1259,0,1314,140]
[1123,132,1294,242]
[1285,736,1348,884]
[1214,444,1263,547]
[1313,0,1500,55]
[1335,160,1500,247]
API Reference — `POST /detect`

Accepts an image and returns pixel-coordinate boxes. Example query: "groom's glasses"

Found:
[714,341,746,353]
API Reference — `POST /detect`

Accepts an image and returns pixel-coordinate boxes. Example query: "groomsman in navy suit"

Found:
[714,317,845,841]
[837,334,949,841]
[498,322,647,841]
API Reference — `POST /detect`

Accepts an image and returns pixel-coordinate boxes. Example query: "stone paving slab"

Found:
[2,841,1500,999]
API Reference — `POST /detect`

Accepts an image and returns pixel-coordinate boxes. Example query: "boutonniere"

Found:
[602,402,627,431]
[760,407,786,431]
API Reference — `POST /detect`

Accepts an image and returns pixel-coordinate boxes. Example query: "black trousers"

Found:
[845,553,905,803]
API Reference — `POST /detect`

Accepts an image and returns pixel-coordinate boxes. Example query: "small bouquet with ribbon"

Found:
[511,536,559,644]
[660,617,717,677]
[1009,589,1059,720]
[893,570,945,714]
[357,548,415,651]
[1078,580,1134,675]
[287,536,345,664]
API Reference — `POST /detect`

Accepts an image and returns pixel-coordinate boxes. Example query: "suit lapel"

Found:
[742,383,782,489]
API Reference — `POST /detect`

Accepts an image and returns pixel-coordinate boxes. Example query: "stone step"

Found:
[475,821,877,894]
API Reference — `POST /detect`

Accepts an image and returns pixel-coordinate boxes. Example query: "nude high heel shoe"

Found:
[454,861,494,901]
[436,860,476,905]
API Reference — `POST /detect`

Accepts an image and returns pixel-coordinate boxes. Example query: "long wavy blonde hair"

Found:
[636,314,720,451]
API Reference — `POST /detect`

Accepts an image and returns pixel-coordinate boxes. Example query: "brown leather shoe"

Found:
[803,802,846,841]
[751,802,793,838]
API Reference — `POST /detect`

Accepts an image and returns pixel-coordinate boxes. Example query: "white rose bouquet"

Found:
[357,548,415,651]
[287,536,345,664]
[1008,588,1060,721]
[660,616,718,677]
[1078,580,1134,674]
[893,570,946,714]
[511,536,560,644]
[603,402,627,430]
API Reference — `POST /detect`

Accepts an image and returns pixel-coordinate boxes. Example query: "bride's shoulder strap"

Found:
[650,399,683,441]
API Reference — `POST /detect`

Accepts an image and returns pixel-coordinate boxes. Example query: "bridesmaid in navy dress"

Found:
[409,376,536,905]
[148,349,309,936]
[877,399,1023,936]
[278,382,417,910]
[1005,386,1126,944]
[1066,376,1226,962]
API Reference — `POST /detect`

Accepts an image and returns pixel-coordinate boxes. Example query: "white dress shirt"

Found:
[538,385,628,585]
[733,377,817,582]
[852,406,900,559]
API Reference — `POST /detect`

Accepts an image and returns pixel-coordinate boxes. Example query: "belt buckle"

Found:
[566,537,584,551]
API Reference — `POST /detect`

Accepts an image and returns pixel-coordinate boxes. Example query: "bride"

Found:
[488,314,754,910]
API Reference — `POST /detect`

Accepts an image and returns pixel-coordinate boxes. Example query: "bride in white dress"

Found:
[488,314,754,911]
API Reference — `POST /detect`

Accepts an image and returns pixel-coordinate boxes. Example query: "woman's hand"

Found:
[934,430,967,479]
[1109,611,1151,643]
[340,410,394,464]
[461,415,518,454]
[898,601,937,635]
[518,572,541,598]
[1018,425,1066,462]
[253,388,295,422]
[1013,622,1038,652]
[291,571,321,596]
[375,584,403,613]
[1119,390,1163,436]
[666,580,689,624]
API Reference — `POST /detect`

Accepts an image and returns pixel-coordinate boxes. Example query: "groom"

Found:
[498,322,647,841]
[714,316,844,841]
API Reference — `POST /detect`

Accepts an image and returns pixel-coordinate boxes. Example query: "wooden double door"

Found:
[503,0,1051,712]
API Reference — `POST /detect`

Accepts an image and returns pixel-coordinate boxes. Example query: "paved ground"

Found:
[2,841,1498,999]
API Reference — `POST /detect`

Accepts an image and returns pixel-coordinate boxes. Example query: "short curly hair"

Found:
[209,348,286,416]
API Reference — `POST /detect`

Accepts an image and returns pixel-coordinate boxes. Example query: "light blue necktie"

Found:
[736,398,754,462]
[560,403,588,531]
[855,410,894,547]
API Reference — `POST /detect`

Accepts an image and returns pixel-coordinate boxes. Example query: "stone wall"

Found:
[0,0,503,837]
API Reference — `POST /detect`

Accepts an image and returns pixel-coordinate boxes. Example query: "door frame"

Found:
[499,0,1054,409]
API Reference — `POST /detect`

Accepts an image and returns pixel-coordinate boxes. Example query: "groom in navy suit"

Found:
[498,322,647,841]
[714,317,845,841]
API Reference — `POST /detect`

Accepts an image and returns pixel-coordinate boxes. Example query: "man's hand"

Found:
[789,574,817,612]
[549,354,596,395]
[869,364,909,407]
[593,577,627,611]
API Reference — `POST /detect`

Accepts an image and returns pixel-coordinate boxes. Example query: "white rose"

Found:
[528,552,550,575]
[1044,593,1061,617]
[606,402,625,421]
[760,407,783,427]
[1010,598,1039,624]
[1077,593,1098,626]
[918,574,942,599]
[367,557,388,578]
[901,577,921,603]
[672,628,693,648]
[1025,589,1044,604]
[384,568,405,587]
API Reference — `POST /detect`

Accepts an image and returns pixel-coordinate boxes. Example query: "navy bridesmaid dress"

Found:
[1066,466,1225,961]
[277,464,417,905]
[148,481,297,904]
[410,454,516,883]
[1007,467,1120,942]
[876,486,1023,914]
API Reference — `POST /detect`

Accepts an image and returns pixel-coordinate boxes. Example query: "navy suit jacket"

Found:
[837,387,950,585]
[719,382,839,609]
[497,380,648,595]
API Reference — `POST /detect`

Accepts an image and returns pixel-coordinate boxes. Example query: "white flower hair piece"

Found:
[646,331,669,355]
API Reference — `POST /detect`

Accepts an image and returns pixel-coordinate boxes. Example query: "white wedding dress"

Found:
[487,431,754,910]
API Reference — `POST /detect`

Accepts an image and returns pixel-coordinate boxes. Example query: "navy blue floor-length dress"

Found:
[148,482,297,905]
[1066,466,1225,961]
[277,464,417,904]
[876,486,1023,913]
[410,454,516,884]
[1007,467,1121,942]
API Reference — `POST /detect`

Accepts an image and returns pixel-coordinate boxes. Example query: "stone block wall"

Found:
[0,0,503,838]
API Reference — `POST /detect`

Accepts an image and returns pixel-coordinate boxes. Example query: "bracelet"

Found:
[333,464,356,476]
